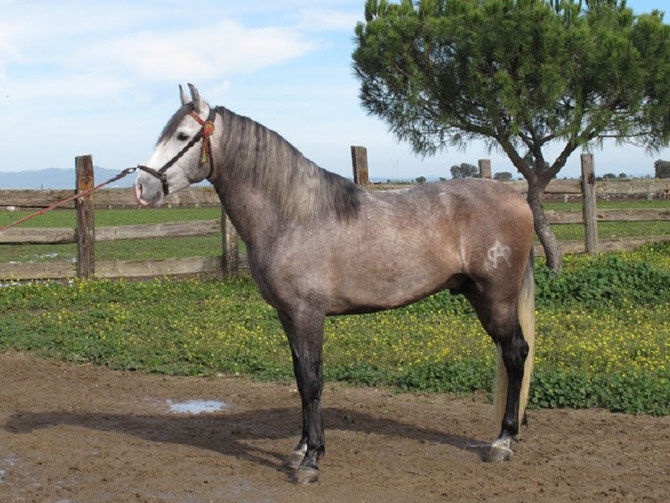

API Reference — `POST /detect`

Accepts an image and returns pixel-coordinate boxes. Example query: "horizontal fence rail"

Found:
[545,208,670,224]
[367,178,670,196]
[0,256,224,281]
[0,220,221,244]
[0,187,221,209]
[509,178,670,195]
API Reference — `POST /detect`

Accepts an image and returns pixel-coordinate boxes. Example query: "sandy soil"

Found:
[0,351,668,503]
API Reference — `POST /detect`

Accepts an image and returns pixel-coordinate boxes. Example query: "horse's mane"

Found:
[215,106,361,221]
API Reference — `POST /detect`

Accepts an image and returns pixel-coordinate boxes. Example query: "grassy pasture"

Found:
[1,241,668,415]
[0,208,225,263]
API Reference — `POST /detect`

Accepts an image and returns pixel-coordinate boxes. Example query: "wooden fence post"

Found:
[351,146,370,186]
[581,153,598,255]
[221,209,239,276]
[75,155,95,279]
[478,159,492,179]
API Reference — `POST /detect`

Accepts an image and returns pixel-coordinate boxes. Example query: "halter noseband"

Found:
[137,107,216,196]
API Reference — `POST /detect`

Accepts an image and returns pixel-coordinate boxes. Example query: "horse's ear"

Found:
[187,83,205,113]
[179,84,191,106]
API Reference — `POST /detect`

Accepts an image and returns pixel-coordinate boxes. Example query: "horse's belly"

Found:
[329,261,453,314]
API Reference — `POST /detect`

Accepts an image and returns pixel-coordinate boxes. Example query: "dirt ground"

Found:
[0,352,668,503]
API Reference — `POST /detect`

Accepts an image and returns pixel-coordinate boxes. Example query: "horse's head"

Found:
[134,84,216,206]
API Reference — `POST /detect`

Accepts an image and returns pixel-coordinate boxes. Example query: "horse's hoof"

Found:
[282,450,305,471]
[291,466,320,484]
[485,444,513,463]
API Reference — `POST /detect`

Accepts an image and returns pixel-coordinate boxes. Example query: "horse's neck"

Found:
[210,108,297,247]
[215,176,280,249]
[210,107,361,249]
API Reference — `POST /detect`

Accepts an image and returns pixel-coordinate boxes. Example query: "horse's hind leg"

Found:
[489,321,529,462]
[277,309,325,484]
[466,292,530,462]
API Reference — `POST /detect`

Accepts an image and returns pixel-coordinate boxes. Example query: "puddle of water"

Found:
[0,469,5,484]
[167,399,228,415]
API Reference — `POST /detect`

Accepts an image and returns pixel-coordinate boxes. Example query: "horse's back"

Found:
[365,178,532,253]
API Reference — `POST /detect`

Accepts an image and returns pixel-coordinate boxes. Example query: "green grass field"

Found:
[0,208,225,263]
[1,200,669,263]
[1,241,668,415]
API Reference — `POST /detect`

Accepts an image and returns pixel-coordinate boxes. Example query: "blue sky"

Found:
[0,0,668,182]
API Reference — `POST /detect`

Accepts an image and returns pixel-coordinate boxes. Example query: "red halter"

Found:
[189,111,216,165]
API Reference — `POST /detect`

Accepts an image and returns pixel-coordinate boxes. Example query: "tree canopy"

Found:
[493,171,514,181]
[353,0,670,269]
[450,162,480,178]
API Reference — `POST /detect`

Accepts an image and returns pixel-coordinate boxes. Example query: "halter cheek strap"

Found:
[137,107,217,196]
[189,111,216,167]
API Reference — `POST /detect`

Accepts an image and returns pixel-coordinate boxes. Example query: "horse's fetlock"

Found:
[502,418,519,437]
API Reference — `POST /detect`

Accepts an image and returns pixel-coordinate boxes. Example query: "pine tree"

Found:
[353,0,670,269]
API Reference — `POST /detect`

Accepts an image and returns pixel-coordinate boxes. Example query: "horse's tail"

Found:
[494,248,535,432]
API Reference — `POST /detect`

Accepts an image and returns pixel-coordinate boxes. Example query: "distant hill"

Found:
[0,167,135,189]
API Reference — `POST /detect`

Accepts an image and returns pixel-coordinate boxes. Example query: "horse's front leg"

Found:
[278,309,325,484]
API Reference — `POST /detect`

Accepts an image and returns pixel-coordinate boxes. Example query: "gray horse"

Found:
[134,84,535,484]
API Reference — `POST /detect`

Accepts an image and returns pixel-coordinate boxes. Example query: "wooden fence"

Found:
[0,155,237,281]
[1,153,669,281]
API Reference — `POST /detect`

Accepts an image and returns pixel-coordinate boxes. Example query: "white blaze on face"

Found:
[485,240,512,271]
[134,116,205,206]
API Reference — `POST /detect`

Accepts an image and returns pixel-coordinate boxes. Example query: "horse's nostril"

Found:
[135,182,148,206]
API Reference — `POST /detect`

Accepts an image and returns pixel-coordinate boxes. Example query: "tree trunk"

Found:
[526,178,562,271]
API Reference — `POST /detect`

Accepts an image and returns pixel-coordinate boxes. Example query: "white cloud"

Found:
[1,1,175,40]
[70,20,316,82]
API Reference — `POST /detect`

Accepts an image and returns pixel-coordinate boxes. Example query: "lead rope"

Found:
[0,167,138,233]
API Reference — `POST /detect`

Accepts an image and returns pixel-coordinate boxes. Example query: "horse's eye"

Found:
[176,132,189,141]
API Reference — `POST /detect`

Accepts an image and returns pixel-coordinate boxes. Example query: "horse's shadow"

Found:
[4,406,486,473]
